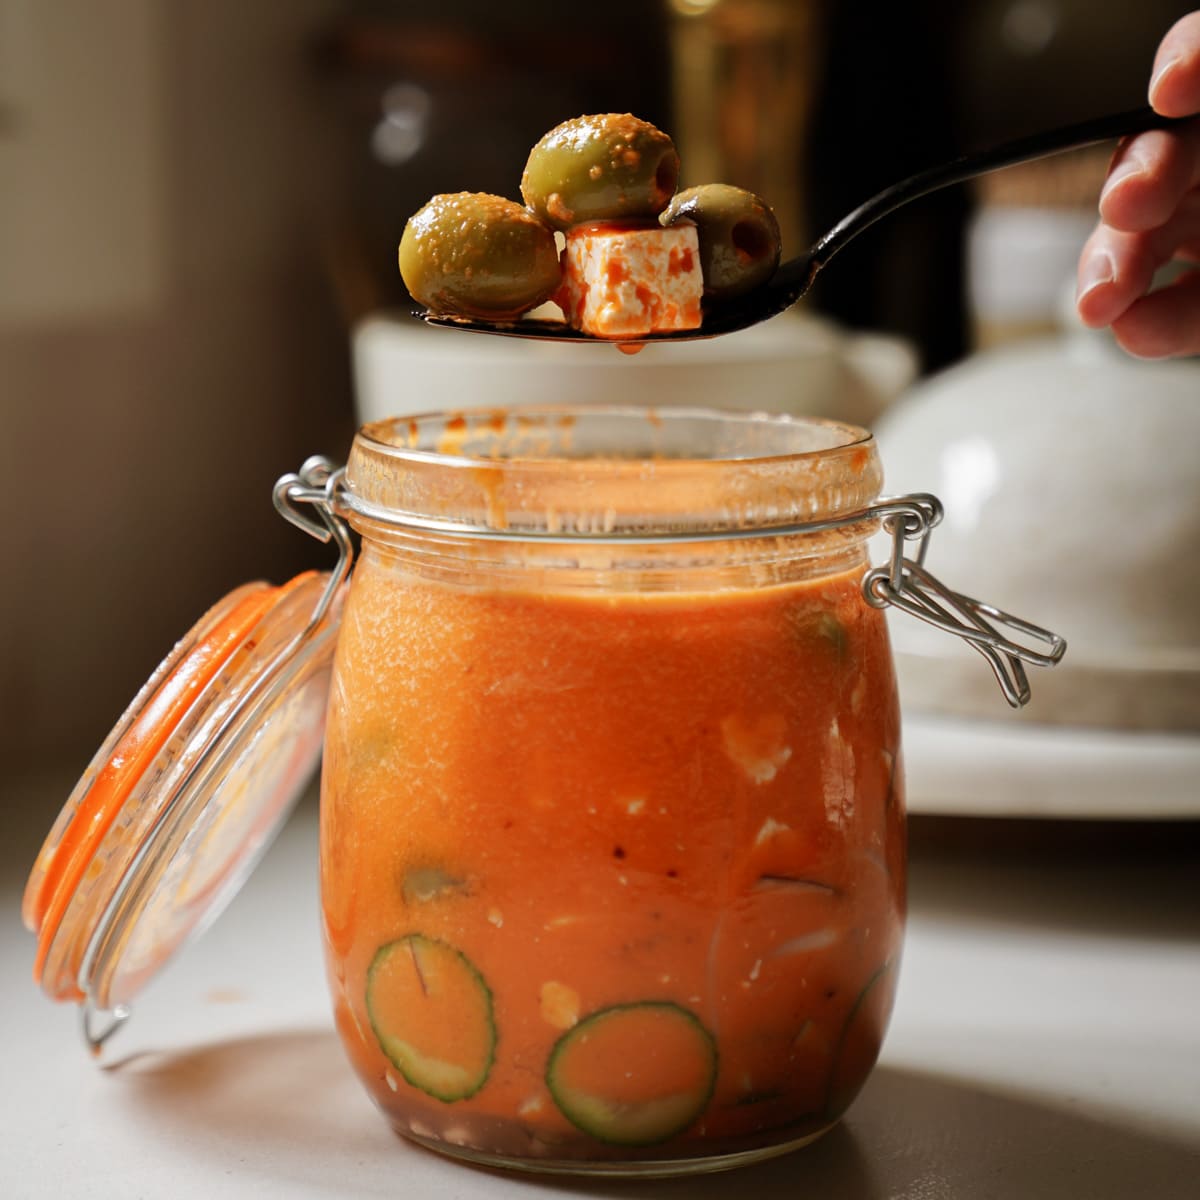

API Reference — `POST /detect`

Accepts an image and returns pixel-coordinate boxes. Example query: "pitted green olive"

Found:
[520,114,680,231]
[399,193,562,321]
[660,184,781,299]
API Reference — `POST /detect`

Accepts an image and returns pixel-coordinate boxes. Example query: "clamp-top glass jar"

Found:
[25,403,1064,1180]
[308,405,983,1177]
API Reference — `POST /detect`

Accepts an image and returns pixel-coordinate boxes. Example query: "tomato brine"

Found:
[319,507,905,1170]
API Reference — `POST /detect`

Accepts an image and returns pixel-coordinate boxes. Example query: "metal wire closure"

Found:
[861,495,1066,708]
[280,463,1064,709]
[273,456,355,617]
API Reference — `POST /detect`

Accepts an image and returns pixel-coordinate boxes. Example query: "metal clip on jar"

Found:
[23,406,1063,1178]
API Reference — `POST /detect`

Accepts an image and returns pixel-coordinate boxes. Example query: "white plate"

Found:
[902,711,1200,819]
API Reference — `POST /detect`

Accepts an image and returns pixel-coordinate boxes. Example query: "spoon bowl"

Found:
[419,106,1192,345]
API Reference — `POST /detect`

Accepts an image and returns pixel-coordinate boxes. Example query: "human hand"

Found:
[1076,11,1200,356]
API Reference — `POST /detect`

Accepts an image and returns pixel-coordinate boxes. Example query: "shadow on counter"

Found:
[102,1027,1199,1200]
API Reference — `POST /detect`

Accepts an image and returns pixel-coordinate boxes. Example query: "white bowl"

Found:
[352,308,917,429]
[874,324,1200,732]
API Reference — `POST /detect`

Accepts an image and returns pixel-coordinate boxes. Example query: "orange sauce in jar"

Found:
[319,407,905,1175]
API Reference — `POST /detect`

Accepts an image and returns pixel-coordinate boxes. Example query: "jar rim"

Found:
[355,404,873,469]
[345,405,883,540]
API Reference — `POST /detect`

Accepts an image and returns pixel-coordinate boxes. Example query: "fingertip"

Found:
[1148,56,1183,112]
[1148,13,1200,115]
[1097,129,1196,232]
[1110,319,1174,359]
[1097,150,1143,229]
[1075,293,1113,330]
[1075,293,1125,333]
[1097,177,1147,232]
[1149,66,1200,118]
[1110,273,1200,359]
[1074,248,1118,324]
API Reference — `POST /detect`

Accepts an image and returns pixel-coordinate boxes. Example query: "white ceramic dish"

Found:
[874,317,1200,733]
[902,711,1200,819]
[352,308,917,429]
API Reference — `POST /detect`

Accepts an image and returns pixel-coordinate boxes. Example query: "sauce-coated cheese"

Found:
[559,223,703,338]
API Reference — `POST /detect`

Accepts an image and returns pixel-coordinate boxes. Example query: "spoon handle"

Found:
[808,106,1194,277]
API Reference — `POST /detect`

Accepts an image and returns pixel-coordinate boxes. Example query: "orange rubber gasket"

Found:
[30,583,288,988]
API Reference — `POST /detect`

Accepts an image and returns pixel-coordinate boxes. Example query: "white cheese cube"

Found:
[559,221,703,338]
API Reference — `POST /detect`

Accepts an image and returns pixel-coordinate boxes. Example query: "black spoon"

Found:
[418,105,1192,344]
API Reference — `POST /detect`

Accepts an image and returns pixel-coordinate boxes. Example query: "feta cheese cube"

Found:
[559,222,703,338]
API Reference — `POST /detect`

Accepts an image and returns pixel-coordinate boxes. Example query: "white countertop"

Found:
[3,772,1198,1199]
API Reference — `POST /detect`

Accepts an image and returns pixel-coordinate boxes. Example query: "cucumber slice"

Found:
[400,865,470,905]
[366,934,495,1102]
[546,1001,718,1146]
[825,961,895,1117]
[788,610,849,660]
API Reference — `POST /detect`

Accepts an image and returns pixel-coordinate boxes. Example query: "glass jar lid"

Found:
[22,566,344,1046]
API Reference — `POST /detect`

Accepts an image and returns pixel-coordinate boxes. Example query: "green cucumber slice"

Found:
[546,1001,718,1145]
[400,865,470,905]
[366,934,495,1102]
[825,961,895,1117]
[788,610,850,660]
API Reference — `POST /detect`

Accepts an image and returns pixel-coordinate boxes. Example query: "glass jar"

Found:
[321,406,905,1176]
[23,403,1064,1180]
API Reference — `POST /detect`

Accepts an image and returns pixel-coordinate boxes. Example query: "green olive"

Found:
[660,184,781,299]
[520,113,680,231]
[399,192,562,321]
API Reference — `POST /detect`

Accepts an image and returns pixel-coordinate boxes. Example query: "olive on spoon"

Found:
[417,105,1193,344]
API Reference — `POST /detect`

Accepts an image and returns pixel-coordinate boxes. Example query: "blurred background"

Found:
[2,0,1196,798]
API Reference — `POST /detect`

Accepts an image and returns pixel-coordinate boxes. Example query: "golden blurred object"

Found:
[667,0,825,258]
